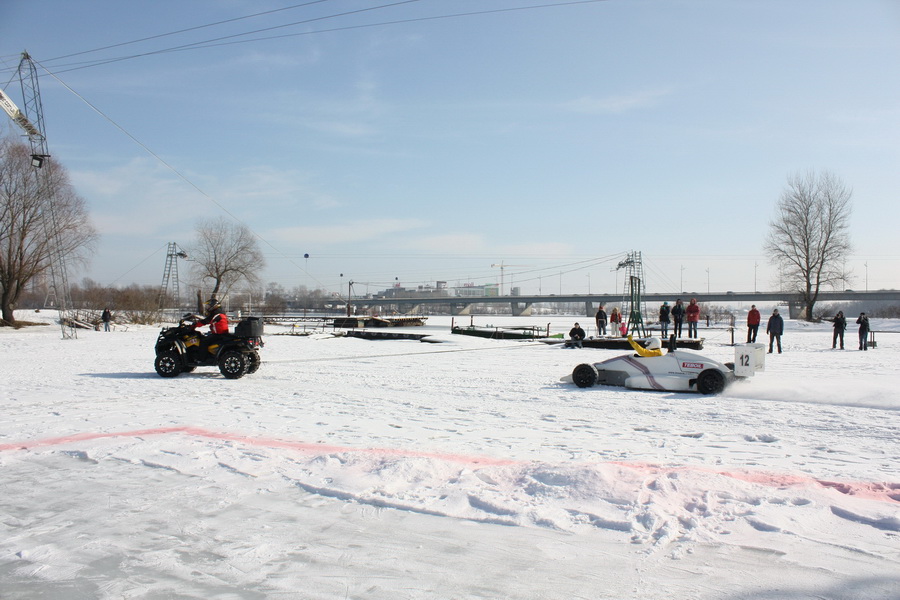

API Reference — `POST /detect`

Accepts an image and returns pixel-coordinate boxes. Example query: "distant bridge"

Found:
[350,290,900,319]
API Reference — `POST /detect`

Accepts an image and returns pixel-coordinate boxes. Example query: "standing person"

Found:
[568,322,586,348]
[671,299,685,338]
[766,308,784,354]
[658,302,670,338]
[832,311,846,349]
[746,305,761,343]
[856,312,870,351]
[686,298,701,339]
[101,307,112,332]
[609,307,622,337]
[595,305,608,337]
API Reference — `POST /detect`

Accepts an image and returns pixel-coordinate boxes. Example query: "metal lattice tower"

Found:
[617,251,647,338]
[159,242,187,309]
[3,53,76,338]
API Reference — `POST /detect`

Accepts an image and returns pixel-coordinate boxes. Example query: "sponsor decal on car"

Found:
[682,362,704,369]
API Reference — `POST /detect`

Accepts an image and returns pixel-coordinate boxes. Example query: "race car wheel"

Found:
[697,369,726,395]
[572,363,599,388]
[219,350,248,379]
[246,351,261,374]
[155,351,182,378]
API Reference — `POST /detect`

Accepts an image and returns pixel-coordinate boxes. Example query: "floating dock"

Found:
[545,337,705,350]
[333,316,427,328]
[451,325,563,340]
[342,330,433,342]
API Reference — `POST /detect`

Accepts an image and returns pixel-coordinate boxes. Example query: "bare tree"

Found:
[764,170,852,320]
[0,138,97,325]
[189,216,265,299]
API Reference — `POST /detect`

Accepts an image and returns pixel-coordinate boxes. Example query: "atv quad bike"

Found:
[154,315,264,379]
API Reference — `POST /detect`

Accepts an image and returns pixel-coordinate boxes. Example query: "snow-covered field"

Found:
[1,311,898,599]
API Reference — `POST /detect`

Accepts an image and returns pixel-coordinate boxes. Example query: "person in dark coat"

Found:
[568,322,586,348]
[856,312,870,351]
[670,299,685,338]
[832,311,846,349]
[766,308,784,354]
[658,302,670,338]
[747,305,761,343]
[595,306,608,337]
[101,307,112,332]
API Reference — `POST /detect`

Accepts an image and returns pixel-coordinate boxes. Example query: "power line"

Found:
[43,0,339,63]
[4,1,610,76]
[7,0,424,75]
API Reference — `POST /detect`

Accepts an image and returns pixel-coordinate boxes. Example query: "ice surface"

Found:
[1,313,898,599]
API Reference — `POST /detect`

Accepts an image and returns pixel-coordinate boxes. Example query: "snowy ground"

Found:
[1,311,898,599]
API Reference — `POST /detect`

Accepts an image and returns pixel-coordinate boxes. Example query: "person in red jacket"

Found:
[193,298,229,354]
[747,304,761,343]
[686,298,701,338]
[194,297,229,334]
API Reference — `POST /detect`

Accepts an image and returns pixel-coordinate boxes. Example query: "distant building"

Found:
[456,283,499,297]
[374,284,451,300]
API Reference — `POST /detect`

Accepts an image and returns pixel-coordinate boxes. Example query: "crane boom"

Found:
[0,88,42,138]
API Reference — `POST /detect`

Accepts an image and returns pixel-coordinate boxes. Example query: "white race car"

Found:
[567,339,763,395]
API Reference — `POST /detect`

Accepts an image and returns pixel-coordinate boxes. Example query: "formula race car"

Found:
[566,337,763,394]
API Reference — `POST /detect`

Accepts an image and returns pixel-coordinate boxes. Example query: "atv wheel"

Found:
[155,351,182,378]
[572,363,599,388]
[246,351,261,374]
[696,369,726,395]
[219,350,248,379]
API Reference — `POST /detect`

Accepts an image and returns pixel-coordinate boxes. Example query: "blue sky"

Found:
[2,0,898,298]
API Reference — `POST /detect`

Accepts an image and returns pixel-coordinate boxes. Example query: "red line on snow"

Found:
[0,426,517,467]
[2,428,896,503]
[607,460,899,504]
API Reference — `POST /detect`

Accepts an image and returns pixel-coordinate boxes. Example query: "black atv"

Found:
[154,315,264,379]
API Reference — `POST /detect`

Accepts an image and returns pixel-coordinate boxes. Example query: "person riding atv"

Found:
[192,297,229,354]
[194,297,228,333]
[154,298,264,379]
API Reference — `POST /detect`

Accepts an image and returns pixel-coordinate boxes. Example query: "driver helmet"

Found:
[646,336,662,350]
[205,297,220,312]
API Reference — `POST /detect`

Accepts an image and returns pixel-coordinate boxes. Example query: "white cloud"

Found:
[561,88,673,114]
[71,158,209,236]
[269,218,429,245]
